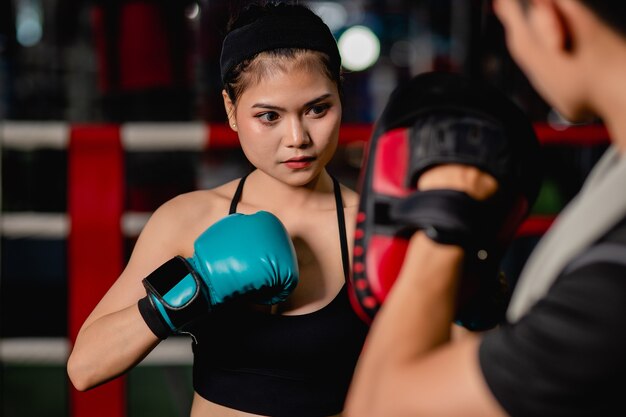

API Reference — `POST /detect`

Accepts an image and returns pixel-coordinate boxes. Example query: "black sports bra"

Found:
[191,175,369,417]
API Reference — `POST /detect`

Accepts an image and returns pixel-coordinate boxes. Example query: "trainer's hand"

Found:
[349,72,541,331]
[139,211,299,338]
[412,163,511,330]
[417,164,498,201]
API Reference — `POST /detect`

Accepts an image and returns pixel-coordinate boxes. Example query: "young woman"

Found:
[67,3,368,417]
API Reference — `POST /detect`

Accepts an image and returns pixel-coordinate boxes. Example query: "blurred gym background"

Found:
[0,1,609,416]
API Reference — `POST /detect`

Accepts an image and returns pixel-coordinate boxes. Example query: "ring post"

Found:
[68,124,126,417]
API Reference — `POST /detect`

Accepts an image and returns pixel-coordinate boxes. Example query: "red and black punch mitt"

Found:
[349,72,542,330]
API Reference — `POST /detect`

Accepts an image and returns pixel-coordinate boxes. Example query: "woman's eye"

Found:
[257,112,280,123]
[308,103,330,117]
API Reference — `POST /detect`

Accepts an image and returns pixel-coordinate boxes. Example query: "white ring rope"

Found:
[1,121,69,150]
[1,212,150,239]
[0,337,193,365]
[1,121,209,151]
[1,213,69,238]
[121,122,208,151]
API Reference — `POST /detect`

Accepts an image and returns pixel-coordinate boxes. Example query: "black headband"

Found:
[220,8,341,84]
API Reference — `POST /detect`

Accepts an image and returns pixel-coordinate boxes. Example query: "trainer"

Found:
[346,0,626,416]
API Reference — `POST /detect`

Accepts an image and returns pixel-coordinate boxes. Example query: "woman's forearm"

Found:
[67,303,160,391]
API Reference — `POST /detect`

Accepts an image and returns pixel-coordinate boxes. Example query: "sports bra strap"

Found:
[332,176,350,282]
[229,173,249,215]
[229,174,351,282]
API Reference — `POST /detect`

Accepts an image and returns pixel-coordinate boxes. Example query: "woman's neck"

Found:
[243,169,336,211]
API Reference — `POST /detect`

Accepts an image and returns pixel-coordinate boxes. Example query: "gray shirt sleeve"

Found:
[479,262,626,417]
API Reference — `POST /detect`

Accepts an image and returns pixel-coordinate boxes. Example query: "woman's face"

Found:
[224,60,342,188]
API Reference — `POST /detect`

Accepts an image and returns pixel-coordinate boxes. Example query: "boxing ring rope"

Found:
[0,120,610,417]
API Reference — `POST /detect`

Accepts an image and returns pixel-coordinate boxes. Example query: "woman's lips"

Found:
[284,156,315,169]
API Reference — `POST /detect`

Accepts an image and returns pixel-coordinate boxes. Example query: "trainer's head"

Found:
[220,2,342,108]
[517,0,626,36]
[494,0,626,123]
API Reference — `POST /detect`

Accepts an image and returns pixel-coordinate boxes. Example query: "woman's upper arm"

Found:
[77,196,194,331]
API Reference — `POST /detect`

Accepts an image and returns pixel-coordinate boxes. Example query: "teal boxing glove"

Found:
[138,211,299,338]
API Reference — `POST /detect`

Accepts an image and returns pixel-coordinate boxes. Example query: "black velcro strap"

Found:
[389,189,487,247]
[138,296,171,340]
[142,256,211,332]
[142,256,194,299]
[389,189,510,331]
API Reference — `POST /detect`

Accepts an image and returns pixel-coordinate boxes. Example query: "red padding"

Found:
[372,128,412,197]
[533,123,610,146]
[68,124,126,417]
[118,2,176,91]
[516,215,556,237]
[207,123,239,148]
[339,123,374,144]
[365,235,410,301]
[92,1,186,93]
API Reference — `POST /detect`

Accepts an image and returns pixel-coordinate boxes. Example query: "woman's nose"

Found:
[285,118,311,148]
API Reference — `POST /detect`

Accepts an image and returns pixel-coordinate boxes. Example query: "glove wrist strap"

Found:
[140,256,211,337]
[137,296,171,339]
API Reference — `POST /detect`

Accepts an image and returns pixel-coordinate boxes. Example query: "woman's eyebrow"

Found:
[251,102,285,111]
[304,93,332,107]
[251,93,333,111]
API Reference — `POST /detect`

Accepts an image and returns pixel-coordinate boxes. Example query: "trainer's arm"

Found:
[67,199,187,391]
[345,165,508,417]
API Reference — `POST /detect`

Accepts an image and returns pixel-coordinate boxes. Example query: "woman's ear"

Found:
[531,0,574,53]
[222,89,238,131]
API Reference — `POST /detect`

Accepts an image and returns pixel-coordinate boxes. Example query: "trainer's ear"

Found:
[531,0,574,53]
[222,89,238,132]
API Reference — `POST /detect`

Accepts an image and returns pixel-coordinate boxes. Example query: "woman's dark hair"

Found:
[222,2,343,105]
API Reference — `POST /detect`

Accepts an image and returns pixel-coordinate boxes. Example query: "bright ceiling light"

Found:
[338,25,380,71]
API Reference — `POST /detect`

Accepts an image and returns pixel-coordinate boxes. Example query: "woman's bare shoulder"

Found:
[135,178,242,252]
[156,178,240,219]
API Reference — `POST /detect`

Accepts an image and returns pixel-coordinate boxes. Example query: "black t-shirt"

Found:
[479,230,626,416]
